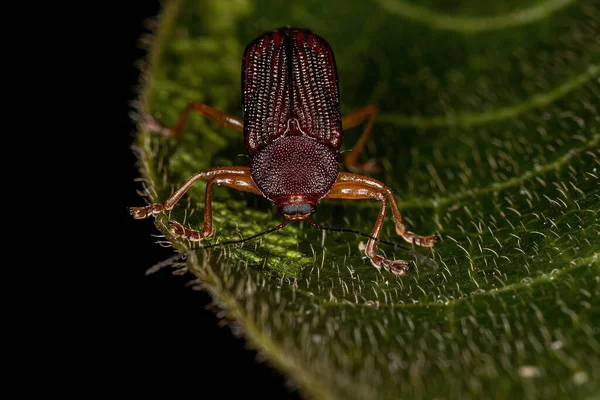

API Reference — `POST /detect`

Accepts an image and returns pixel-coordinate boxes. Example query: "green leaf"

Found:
[134,1,600,398]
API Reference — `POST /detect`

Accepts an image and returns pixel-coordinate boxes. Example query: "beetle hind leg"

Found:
[141,102,244,137]
[341,104,380,174]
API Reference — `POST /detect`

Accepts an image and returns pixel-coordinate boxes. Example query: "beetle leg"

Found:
[341,104,379,174]
[143,102,244,137]
[325,172,438,274]
[130,166,261,240]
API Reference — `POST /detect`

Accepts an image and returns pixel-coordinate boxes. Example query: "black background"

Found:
[121,2,300,398]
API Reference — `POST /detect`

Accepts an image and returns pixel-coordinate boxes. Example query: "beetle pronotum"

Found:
[131,27,438,274]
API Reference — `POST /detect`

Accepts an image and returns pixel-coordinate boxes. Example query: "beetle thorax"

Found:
[250,135,340,207]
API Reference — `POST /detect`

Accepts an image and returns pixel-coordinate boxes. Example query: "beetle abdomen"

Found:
[242,28,342,153]
[250,136,340,204]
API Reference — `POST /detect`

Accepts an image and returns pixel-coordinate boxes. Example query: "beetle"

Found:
[130,27,438,274]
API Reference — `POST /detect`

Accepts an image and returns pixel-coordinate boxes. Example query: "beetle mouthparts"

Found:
[279,203,316,220]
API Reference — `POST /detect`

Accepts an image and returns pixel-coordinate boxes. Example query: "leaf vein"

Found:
[377,66,598,128]
[376,0,576,33]
[397,134,600,209]
[316,252,598,309]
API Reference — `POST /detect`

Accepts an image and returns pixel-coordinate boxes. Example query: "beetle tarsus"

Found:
[371,256,410,275]
[403,232,438,248]
[129,204,164,219]
[168,221,211,241]
[168,221,186,237]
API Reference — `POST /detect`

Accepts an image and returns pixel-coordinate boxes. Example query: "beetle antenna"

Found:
[305,219,437,269]
[305,219,404,247]
[146,221,291,276]
[187,220,290,250]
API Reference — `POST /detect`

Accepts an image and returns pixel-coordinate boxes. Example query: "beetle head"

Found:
[277,194,316,221]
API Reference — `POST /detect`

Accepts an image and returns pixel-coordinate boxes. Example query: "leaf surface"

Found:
[134,1,600,398]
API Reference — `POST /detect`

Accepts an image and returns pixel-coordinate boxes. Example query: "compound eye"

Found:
[297,204,315,214]
[281,205,298,215]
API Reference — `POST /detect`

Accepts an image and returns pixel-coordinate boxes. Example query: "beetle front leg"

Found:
[334,173,438,247]
[130,166,262,240]
[325,173,438,274]
[168,172,263,241]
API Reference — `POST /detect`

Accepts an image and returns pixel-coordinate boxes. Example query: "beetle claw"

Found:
[129,204,163,219]
[168,221,186,237]
[129,206,149,219]
[371,256,410,275]
[423,234,439,247]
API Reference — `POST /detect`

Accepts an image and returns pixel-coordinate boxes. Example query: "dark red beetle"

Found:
[131,27,437,274]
